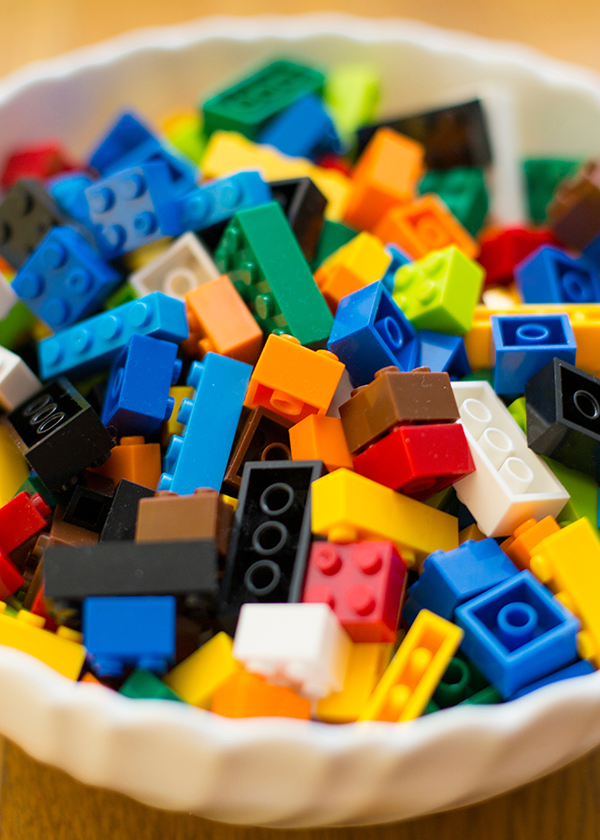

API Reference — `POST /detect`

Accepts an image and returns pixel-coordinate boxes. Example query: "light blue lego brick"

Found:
[455,570,580,699]
[257,94,340,159]
[381,244,412,292]
[515,245,600,304]
[47,172,95,227]
[179,170,271,232]
[418,329,471,379]
[38,291,188,379]
[159,352,252,495]
[509,659,595,700]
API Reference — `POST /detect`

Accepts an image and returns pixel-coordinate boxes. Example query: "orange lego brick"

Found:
[211,670,311,719]
[314,232,391,313]
[343,128,424,231]
[91,436,161,491]
[501,516,561,572]
[289,415,353,471]
[183,275,263,365]
[244,334,345,422]
[373,194,479,260]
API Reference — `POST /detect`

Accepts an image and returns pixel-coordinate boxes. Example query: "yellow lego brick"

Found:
[0,423,29,506]
[160,385,194,449]
[311,468,459,567]
[459,524,488,543]
[319,232,390,277]
[530,517,600,665]
[0,604,85,679]
[316,642,393,723]
[358,610,463,722]
[163,631,241,708]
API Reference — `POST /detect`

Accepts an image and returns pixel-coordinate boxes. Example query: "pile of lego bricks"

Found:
[0,56,596,722]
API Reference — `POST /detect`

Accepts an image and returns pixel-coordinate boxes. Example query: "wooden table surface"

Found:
[2,0,600,837]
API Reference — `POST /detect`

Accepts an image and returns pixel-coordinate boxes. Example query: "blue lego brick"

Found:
[179,170,271,232]
[101,334,182,436]
[402,538,518,625]
[38,291,188,379]
[327,280,419,387]
[381,244,412,292]
[418,330,471,380]
[583,233,600,269]
[158,352,252,495]
[48,172,95,227]
[455,570,580,699]
[509,659,595,700]
[515,245,600,304]
[85,162,182,259]
[257,94,340,159]
[83,595,176,678]
[12,226,121,331]
[491,313,577,395]
[88,111,196,192]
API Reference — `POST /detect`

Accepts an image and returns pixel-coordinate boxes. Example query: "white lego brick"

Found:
[233,602,352,700]
[0,274,18,321]
[451,381,569,537]
[0,346,42,412]
[128,232,220,301]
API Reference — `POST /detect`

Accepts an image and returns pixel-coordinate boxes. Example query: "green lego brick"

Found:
[523,158,582,225]
[418,167,489,237]
[119,669,184,702]
[423,698,440,715]
[507,396,527,433]
[459,685,503,706]
[310,219,357,271]
[392,245,484,334]
[424,485,456,511]
[461,369,494,386]
[16,474,59,509]
[0,300,34,350]
[432,652,489,709]
[323,63,380,140]
[215,201,333,348]
[543,456,598,528]
[202,59,325,140]
[103,282,138,310]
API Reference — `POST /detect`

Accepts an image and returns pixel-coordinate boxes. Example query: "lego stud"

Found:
[42,298,70,328]
[270,389,303,416]
[67,269,93,296]
[120,173,147,201]
[577,630,596,661]
[437,657,470,704]
[183,192,213,227]
[254,293,274,320]
[416,217,447,250]
[88,187,115,214]
[561,269,593,303]
[260,482,295,516]
[17,271,44,299]
[514,323,551,345]
[496,601,538,651]
[251,521,289,556]
[177,398,194,427]
[164,435,183,472]
[374,317,404,351]
[346,583,376,616]
[529,553,553,585]
[498,456,534,494]
[186,360,205,389]
[70,326,93,354]
[128,301,152,327]
[459,398,493,439]
[133,211,158,237]
[219,182,242,210]
[165,268,198,299]
[97,314,123,341]
[478,427,514,470]
[416,279,438,305]
[572,388,600,421]
[42,240,68,270]
[303,583,335,608]
[164,395,175,422]
[41,338,63,366]
[353,544,382,574]
[261,441,291,461]
[313,544,342,575]
[101,224,127,252]
[244,559,281,596]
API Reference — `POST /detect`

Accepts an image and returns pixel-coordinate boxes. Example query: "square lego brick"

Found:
[128,232,220,301]
[0,179,72,269]
[515,245,600,304]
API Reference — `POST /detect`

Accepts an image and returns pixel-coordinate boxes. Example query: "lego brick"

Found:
[214,201,333,348]
[0,346,41,412]
[48,172,95,227]
[302,540,407,642]
[452,381,569,536]
[0,548,24,599]
[327,281,419,387]
[289,415,353,472]
[500,516,561,572]
[211,670,311,719]
[547,160,600,253]
[179,170,271,233]
[38,291,188,380]
[83,595,176,677]
[343,128,425,231]
[418,167,489,237]
[510,659,595,700]
[163,111,206,164]
[101,335,182,437]
[431,651,490,709]
[128,232,220,302]
[393,246,484,335]
[309,219,356,271]
[48,504,99,549]
[222,406,293,497]
[163,631,241,708]
[4,378,113,493]
[99,479,155,542]
[119,669,183,702]
[44,539,218,600]
[359,609,463,721]
[0,604,85,679]
[63,485,112,534]
[1,141,75,189]
[0,300,35,352]
[245,334,344,422]
[478,227,554,287]
[418,331,471,380]
[491,313,577,395]
[184,275,263,365]
[202,59,325,140]
[161,385,194,449]
[402,538,518,624]
[515,245,600,304]
[0,272,18,320]
[526,358,600,480]
[92,436,162,491]
[232,602,351,700]
[455,571,580,699]
[158,353,252,495]
[311,468,459,568]
[353,422,475,500]
[12,226,121,330]
[355,99,492,169]
[339,366,459,455]
[507,396,528,433]
[323,63,380,138]
[270,177,326,262]
[541,458,599,529]
[220,460,323,627]
[459,685,503,706]
[316,641,392,723]
[523,158,582,225]
[315,233,391,314]
[258,93,339,159]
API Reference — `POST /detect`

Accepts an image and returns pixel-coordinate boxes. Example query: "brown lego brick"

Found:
[548,160,600,250]
[135,488,234,556]
[339,366,459,454]
[48,504,99,549]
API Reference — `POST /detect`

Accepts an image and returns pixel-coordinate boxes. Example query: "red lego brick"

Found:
[478,227,555,287]
[352,423,475,500]
[315,154,353,177]
[302,540,407,642]
[1,142,76,189]
[30,584,58,632]
[0,492,51,555]
[0,548,24,599]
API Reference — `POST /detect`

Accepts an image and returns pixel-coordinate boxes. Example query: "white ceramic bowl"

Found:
[3,13,600,828]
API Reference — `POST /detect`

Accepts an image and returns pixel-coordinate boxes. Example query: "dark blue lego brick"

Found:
[257,94,341,159]
[85,162,182,259]
[491,312,577,395]
[158,352,253,495]
[38,291,189,379]
[402,538,518,625]
[583,233,600,269]
[12,226,121,330]
[48,172,95,228]
[418,330,471,380]
[101,334,182,437]
[83,595,176,678]
[455,570,580,699]
[509,659,595,700]
[380,244,412,292]
[327,280,420,387]
[179,170,271,233]
[515,245,600,304]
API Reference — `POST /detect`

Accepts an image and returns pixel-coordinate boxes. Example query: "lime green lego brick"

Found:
[393,245,484,335]
[418,168,489,237]
[323,63,380,139]
[310,219,357,271]
[508,397,527,433]
[543,456,597,528]
[0,300,34,350]
[201,59,325,140]
[523,158,582,225]
[119,669,184,702]
[16,475,59,509]
[103,282,138,310]
[215,201,333,348]
[166,116,206,164]
[459,685,503,705]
